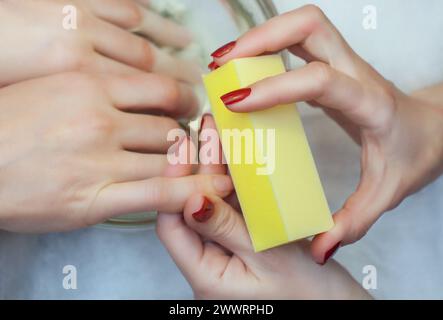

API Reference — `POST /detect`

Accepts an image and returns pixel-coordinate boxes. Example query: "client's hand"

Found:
[0,0,199,87]
[157,115,371,300]
[0,74,232,232]
[209,5,443,264]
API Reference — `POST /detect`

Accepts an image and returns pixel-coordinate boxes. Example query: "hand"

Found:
[209,5,443,264]
[0,73,232,233]
[157,115,371,300]
[0,0,199,87]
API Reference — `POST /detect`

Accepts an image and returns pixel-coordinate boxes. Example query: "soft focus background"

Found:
[1,0,443,299]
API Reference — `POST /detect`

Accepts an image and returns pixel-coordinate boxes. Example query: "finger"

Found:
[158,135,202,279]
[164,136,195,178]
[103,73,198,118]
[198,115,226,175]
[157,210,230,289]
[223,62,377,128]
[311,169,399,265]
[153,46,202,84]
[90,18,156,71]
[87,0,142,30]
[90,18,200,84]
[87,53,141,75]
[89,174,234,223]
[112,152,168,182]
[115,113,180,153]
[156,137,234,286]
[133,4,193,48]
[184,195,253,256]
[213,5,355,69]
[157,142,229,288]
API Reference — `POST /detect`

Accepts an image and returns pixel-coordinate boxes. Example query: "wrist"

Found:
[395,93,443,198]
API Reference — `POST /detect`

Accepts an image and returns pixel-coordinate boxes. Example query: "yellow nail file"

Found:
[203,55,333,252]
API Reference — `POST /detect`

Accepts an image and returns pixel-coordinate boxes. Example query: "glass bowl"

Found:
[100,0,280,230]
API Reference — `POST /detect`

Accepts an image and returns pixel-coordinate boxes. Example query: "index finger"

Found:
[212,5,354,68]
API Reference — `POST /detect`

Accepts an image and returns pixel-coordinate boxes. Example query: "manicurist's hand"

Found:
[157,115,371,300]
[0,0,199,87]
[209,5,443,264]
[0,73,232,233]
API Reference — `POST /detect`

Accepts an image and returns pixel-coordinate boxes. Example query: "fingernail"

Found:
[192,197,214,223]
[211,41,237,58]
[213,176,233,193]
[208,61,219,71]
[320,242,341,265]
[221,88,252,107]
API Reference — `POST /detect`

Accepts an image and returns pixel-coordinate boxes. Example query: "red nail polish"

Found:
[220,88,252,107]
[320,242,341,265]
[192,197,214,223]
[208,61,219,71]
[211,41,237,58]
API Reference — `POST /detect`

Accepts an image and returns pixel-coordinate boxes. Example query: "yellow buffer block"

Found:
[203,55,333,252]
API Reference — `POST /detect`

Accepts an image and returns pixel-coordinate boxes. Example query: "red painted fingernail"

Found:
[192,197,214,223]
[221,88,252,107]
[320,242,341,265]
[208,61,219,71]
[211,41,237,58]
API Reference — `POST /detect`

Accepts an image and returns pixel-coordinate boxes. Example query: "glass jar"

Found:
[101,0,280,230]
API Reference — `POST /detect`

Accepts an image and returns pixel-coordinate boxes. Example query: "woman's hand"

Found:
[157,115,371,300]
[0,73,232,233]
[0,0,199,87]
[209,5,443,264]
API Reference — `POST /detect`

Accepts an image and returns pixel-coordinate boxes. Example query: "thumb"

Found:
[183,194,253,256]
[311,169,397,265]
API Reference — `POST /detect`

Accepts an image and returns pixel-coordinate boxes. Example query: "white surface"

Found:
[1,0,443,299]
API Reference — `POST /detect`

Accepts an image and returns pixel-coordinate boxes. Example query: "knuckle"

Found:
[81,112,115,140]
[309,62,333,93]
[212,205,236,240]
[303,4,327,22]
[349,219,368,243]
[341,207,369,243]
[47,43,90,72]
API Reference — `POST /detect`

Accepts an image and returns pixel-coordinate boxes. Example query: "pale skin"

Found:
[157,115,372,300]
[157,5,443,299]
[0,72,233,233]
[210,5,443,265]
[0,0,221,232]
[0,0,200,87]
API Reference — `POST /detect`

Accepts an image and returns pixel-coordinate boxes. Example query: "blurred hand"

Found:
[0,73,232,232]
[0,0,199,87]
[209,5,443,264]
[157,115,371,300]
